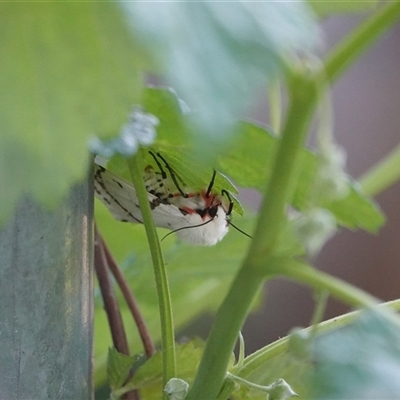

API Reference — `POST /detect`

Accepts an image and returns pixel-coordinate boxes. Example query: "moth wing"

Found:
[94,164,144,223]
[94,164,189,229]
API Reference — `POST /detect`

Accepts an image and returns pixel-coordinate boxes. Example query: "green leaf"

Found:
[116,340,207,399]
[107,348,136,392]
[217,121,385,232]
[308,0,379,18]
[0,2,143,224]
[122,3,318,144]
[310,310,400,399]
[141,87,189,149]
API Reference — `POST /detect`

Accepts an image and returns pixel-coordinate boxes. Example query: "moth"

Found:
[94,152,246,246]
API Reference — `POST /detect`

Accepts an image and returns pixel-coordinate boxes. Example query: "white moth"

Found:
[94,158,232,246]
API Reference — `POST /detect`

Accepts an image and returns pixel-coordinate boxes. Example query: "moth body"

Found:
[94,164,229,246]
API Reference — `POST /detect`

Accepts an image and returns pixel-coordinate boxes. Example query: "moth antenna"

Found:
[206,170,217,198]
[229,221,253,239]
[221,189,234,216]
[148,150,167,180]
[161,218,214,241]
[156,152,189,198]
[221,189,251,238]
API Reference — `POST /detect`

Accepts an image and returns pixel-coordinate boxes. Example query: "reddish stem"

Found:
[94,228,129,354]
[94,227,139,400]
[99,233,157,358]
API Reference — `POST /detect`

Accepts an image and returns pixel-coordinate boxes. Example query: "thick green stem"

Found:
[127,154,176,388]
[323,1,400,84]
[186,266,263,400]
[185,73,318,400]
[249,75,319,262]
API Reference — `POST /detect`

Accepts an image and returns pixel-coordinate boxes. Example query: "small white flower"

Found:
[89,107,159,157]
[126,107,159,146]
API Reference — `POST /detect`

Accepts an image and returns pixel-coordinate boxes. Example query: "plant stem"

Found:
[273,259,379,309]
[99,232,156,358]
[226,372,283,394]
[127,153,176,388]
[250,76,319,260]
[238,298,400,381]
[186,73,318,400]
[309,289,328,338]
[323,1,400,84]
[268,80,282,134]
[277,260,400,330]
[94,227,139,400]
[359,143,400,197]
[94,226,129,355]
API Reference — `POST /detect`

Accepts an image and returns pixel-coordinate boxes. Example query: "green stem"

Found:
[186,267,264,400]
[268,80,282,134]
[323,1,400,84]
[309,289,328,338]
[226,373,280,394]
[127,153,176,388]
[277,260,400,331]
[235,260,379,382]
[239,298,400,381]
[185,73,318,400]
[273,259,379,309]
[359,143,400,197]
[249,75,319,261]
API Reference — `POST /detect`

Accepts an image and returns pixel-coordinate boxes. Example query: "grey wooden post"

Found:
[0,173,94,399]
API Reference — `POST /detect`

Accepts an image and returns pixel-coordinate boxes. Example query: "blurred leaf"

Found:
[107,348,136,391]
[122,2,319,148]
[309,309,400,399]
[94,200,255,385]
[308,0,379,18]
[217,121,385,232]
[0,2,143,224]
[321,181,384,232]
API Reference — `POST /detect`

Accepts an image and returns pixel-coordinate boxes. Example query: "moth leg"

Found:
[221,189,234,216]
[155,152,189,198]
[206,170,217,198]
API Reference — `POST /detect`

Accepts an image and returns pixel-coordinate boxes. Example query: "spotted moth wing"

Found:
[94,164,189,230]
